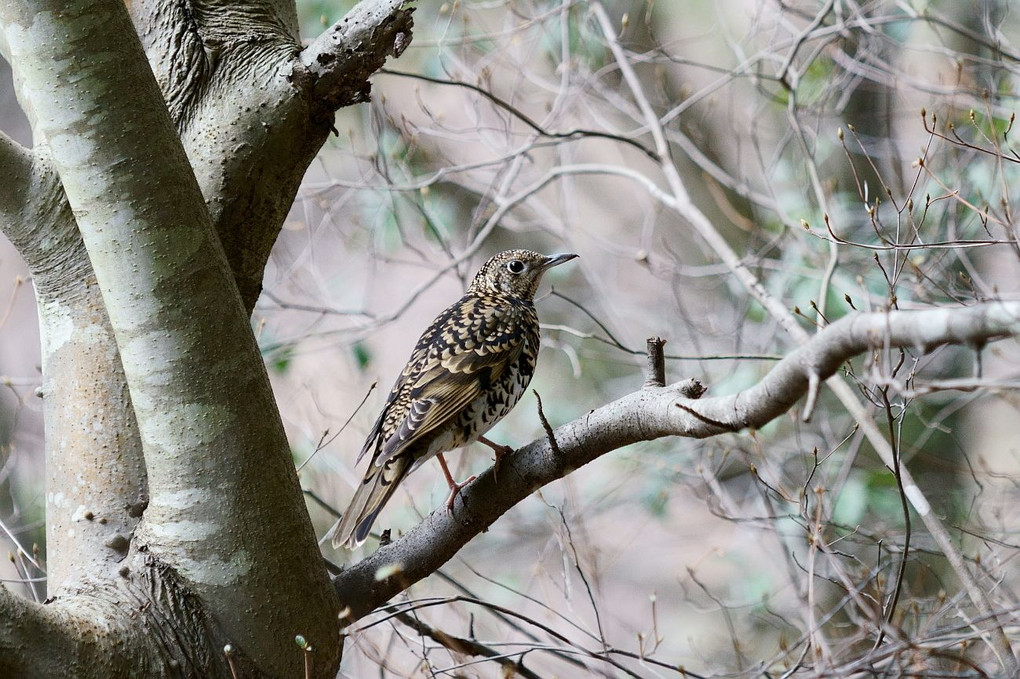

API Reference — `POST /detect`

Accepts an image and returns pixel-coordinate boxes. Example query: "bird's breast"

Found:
[459,335,538,442]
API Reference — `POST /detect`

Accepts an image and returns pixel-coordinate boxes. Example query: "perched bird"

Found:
[331,249,577,549]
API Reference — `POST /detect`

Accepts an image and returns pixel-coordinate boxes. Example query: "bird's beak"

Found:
[541,253,579,270]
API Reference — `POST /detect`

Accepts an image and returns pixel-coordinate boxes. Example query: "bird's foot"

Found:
[478,435,515,480]
[444,474,477,512]
[437,452,475,512]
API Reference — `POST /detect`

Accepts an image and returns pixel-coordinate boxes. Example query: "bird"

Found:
[331,249,578,549]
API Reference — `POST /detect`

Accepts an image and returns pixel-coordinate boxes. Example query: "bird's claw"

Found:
[479,435,515,481]
[492,445,514,480]
[445,475,476,512]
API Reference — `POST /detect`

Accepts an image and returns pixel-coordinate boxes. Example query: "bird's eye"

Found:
[506,260,525,274]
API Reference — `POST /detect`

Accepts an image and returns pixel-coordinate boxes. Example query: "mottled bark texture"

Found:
[0,0,412,677]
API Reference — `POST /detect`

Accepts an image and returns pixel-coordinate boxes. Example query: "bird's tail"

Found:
[331,456,412,549]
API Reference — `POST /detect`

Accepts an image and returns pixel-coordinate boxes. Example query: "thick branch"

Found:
[128,0,309,311]
[334,301,1020,620]
[0,582,160,678]
[36,277,147,593]
[300,0,414,113]
[0,586,114,678]
[0,149,147,594]
[128,0,414,311]
[0,130,31,229]
[2,0,415,601]
[0,552,243,678]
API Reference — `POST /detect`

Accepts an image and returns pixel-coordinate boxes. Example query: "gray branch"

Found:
[0,0,415,610]
[0,143,147,594]
[0,554,243,678]
[300,0,414,112]
[333,301,1020,621]
[126,0,414,311]
[0,0,410,674]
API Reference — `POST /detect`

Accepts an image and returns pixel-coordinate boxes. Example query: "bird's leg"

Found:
[436,452,476,511]
[478,435,515,479]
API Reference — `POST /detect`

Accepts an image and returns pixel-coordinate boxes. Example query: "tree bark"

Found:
[0,0,413,676]
[3,0,339,674]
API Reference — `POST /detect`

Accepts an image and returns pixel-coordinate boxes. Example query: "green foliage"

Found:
[832,471,869,526]
[832,469,912,528]
[795,56,838,107]
[269,345,295,375]
[734,556,776,610]
[296,0,353,36]
[641,475,671,518]
[352,341,372,371]
[561,5,609,72]
[257,326,294,375]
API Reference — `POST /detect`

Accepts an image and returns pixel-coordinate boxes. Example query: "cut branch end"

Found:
[643,337,667,388]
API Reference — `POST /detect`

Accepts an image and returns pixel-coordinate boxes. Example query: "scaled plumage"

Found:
[331,249,577,549]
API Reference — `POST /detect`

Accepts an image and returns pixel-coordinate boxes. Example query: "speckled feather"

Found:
[331,250,576,549]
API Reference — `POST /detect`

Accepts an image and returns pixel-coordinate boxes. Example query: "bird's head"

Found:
[468,249,578,300]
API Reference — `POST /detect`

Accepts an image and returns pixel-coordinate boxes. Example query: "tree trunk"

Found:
[0,0,412,676]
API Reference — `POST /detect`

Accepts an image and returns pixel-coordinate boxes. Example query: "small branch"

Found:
[333,302,1020,621]
[533,391,561,457]
[393,610,545,679]
[379,69,657,160]
[643,337,666,388]
[803,371,821,421]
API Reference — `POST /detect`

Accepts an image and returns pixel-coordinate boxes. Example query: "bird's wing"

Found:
[369,295,526,466]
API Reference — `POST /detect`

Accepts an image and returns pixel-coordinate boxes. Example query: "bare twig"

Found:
[589,5,1019,671]
[643,337,666,388]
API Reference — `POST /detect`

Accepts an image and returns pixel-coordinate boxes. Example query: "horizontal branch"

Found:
[0,586,72,677]
[0,554,237,678]
[333,301,1020,620]
[0,584,130,678]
